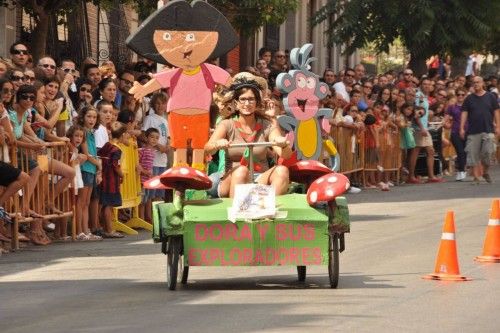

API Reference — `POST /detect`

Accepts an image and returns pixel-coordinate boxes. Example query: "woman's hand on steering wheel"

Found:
[215,139,230,150]
[272,136,290,149]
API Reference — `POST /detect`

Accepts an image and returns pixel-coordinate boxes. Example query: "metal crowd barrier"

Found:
[5,142,74,249]
[362,126,402,184]
[330,126,365,180]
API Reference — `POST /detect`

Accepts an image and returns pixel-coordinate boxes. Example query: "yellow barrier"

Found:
[112,139,152,234]
[330,126,365,181]
[6,142,74,249]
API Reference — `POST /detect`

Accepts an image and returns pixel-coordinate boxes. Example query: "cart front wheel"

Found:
[328,233,340,288]
[166,236,182,290]
[297,266,306,282]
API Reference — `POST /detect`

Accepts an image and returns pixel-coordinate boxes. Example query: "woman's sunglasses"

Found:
[19,94,35,101]
[11,75,24,82]
[12,49,29,55]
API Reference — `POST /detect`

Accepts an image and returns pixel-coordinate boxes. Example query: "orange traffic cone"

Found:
[423,211,471,281]
[474,199,500,263]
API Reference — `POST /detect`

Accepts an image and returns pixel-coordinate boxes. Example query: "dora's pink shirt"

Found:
[154,63,229,112]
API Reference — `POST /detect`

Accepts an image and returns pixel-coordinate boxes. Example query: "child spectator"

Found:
[364,106,387,190]
[111,104,119,123]
[397,103,416,176]
[141,92,169,200]
[118,109,142,138]
[95,100,112,147]
[138,128,157,222]
[77,105,102,240]
[66,125,88,238]
[98,121,129,238]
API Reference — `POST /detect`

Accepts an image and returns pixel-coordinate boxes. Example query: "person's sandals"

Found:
[76,232,90,241]
[0,231,10,242]
[407,178,422,184]
[427,177,444,183]
[27,210,44,219]
[27,229,51,245]
[472,177,481,185]
[483,174,492,183]
[53,235,72,242]
[102,231,124,239]
[86,232,103,241]
[46,203,64,215]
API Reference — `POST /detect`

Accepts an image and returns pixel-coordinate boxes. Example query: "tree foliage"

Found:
[132,0,299,37]
[311,0,499,73]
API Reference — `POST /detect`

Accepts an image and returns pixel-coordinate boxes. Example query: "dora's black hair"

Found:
[126,0,238,65]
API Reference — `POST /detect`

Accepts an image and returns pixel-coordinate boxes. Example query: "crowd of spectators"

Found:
[0,42,498,253]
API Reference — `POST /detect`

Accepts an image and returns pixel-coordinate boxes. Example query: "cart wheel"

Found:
[328,233,340,288]
[297,266,306,282]
[181,266,189,284]
[166,236,181,290]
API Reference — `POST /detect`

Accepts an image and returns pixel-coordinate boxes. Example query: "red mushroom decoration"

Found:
[288,160,333,185]
[158,166,212,191]
[306,172,350,205]
[143,176,171,190]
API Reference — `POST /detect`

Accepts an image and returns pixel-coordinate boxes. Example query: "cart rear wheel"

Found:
[297,266,306,282]
[166,236,182,290]
[328,233,340,288]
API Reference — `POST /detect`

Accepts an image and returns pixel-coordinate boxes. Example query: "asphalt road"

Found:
[1,168,499,333]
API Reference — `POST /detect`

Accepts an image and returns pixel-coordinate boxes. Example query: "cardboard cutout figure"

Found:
[276,44,333,162]
[126,0,238,171]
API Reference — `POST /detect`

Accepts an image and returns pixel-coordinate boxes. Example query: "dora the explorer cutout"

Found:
[276,44,333,162]
[126,0,238,171]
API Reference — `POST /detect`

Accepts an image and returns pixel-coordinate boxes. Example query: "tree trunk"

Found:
[451,55,467,78]
[408,52,427,77]
[31,12,50,62]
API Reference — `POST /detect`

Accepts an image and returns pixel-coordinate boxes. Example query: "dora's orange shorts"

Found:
[168,112,209,149]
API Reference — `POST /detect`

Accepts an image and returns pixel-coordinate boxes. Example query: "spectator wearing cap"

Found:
[9,42,30,71]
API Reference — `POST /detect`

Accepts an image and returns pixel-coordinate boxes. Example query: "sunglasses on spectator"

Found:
[363,85,372,89]
[24,75,35,82]
[11,75,24,81]
[120,78,134,86]
[1,88,15,95]
[19,94,35,101]
[39,63,56,70]
[456,93,465,96]
[345,73,354,78]
[62,68,77,73]
[12,49,29,55]
[79,86,91,93]
[275,54,285,58]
